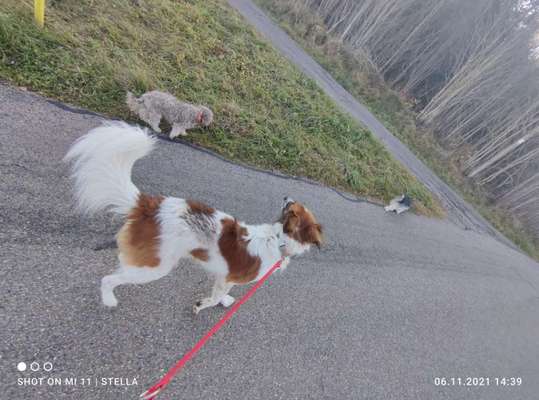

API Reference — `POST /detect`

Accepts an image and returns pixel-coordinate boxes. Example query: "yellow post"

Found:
[34,0,45,28]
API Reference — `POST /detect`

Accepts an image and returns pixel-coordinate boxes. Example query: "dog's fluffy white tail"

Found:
[64,121,155,215]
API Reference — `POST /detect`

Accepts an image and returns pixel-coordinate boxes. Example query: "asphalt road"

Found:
[227,0,514,249]
[2,79,539,400]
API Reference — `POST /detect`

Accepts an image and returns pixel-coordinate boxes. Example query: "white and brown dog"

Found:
[64,122,323,313]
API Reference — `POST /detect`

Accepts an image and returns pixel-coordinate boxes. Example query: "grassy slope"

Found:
[255,0,539,260]
[0,0,442,215]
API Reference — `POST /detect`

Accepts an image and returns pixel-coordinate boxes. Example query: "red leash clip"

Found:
[139,259,283,400]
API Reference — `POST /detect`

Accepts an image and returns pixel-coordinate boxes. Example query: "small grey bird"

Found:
[384,194,412,214]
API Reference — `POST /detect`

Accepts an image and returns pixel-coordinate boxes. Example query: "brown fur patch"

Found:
[280,202,323,248]
[190,248,209,262]
[218,218,261,284]
[116,194,164,267]
[186,199,215,215]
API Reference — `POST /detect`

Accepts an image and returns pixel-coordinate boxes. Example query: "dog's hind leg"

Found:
[193,276,234,314]
[101,263,172,307]
[170,123,187,139]
[136,107,161,133]
[147,112,162,133]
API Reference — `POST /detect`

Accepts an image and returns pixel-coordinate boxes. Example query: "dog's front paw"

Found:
[220,295,235,308]
[102,293,118,307]
[193,300,203,315]
[280,257,290,271]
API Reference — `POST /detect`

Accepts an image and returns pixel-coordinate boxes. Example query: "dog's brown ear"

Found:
[313,223,323,248]
[283,210,299,234]
[303,223,323,249]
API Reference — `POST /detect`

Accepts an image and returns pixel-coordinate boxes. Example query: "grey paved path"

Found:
[1,83,538,400]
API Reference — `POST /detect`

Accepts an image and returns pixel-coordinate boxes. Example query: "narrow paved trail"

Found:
[1,80,538,400]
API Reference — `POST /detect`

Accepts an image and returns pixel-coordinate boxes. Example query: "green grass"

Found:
[0,0,442,215]
[256,0,539,260]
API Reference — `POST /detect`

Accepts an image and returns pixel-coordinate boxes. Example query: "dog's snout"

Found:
[282,196,295,209]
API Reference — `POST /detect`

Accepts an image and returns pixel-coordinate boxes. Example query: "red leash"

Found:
[140,259,283,400]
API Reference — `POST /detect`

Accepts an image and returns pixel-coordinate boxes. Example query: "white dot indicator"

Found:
[17,362,27,372]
